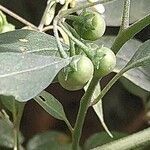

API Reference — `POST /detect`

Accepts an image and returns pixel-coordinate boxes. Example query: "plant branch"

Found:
[65,120,74,134]
[0,5,37,29]
[92,68,127,105]
[53,17,68,58]
[59,22,94,59]
[72,77,99,150]
[69,38,76,56]
[42,25,53,32]
[111,13,150,54]
[92,127,150,150]
[120,0,130,31]
[13,101,25,150]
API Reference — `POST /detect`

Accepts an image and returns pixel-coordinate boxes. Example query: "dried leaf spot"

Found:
[19,39,28,42]
[20,47,27,52]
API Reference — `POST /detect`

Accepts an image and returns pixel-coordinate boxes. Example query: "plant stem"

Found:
[72,77,99,150]
[92,127,150,150]
[53,17,68,58]
[69,38,76,56]
[111,13,150,54]
[59,23,94,59]
[13,101,25,150]
[42,25,53,32]
[92,69,126,105]
[0,5,37,29]
[65,120,74,134]
[120,0,130,31]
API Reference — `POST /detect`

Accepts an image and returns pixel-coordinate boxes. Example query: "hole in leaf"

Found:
[39,96,46,102]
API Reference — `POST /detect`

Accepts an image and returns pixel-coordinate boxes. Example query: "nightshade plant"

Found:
[0,0,150,150]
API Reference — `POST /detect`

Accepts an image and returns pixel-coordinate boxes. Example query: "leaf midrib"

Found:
[0,58,68,78]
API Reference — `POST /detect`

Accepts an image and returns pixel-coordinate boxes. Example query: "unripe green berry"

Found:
[94,47,116,78]
[58,55,94,91]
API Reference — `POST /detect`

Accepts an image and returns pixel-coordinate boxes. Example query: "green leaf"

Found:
[34,91,69,122]
[84,81,112,137]
[0,29,68,56]
[0,119,23,148]
[0,52,70,102]
[84,131,127,150]
[120,77,149,99]
[104,0,150,26]
[111,14,150,53]
[0,96,25,113]
[27,131,72,150]
[118,40,150,91]
[95,36,150,92]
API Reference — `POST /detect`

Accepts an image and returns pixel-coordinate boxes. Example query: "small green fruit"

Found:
[73,11,106,41]
[94,47,116,78]
[58,55,94,91]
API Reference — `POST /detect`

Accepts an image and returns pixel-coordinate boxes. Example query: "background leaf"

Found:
[0,52,70,102]
[0,29,68,56]
[27,131,72,150]
[126,40,150,67]
[104,0,150,26]
[118,40,150,95]
[84,131,127,150]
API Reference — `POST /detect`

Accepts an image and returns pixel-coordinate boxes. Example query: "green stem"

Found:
[69,38,76,56]
[53,17,68,58]
[93,127,150,150]
[63,22,81,40]
[65,119,74,134]
[59,23,94,59]
[13,101,25,150]
[92,69,127,105]
[13,129,18,150]
[13,100,18,150]
[111,13,150,54]
[72,77,99,150]
[120,0,130,31]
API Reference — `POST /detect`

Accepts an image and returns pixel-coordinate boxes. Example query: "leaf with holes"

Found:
[34,91,69,122]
